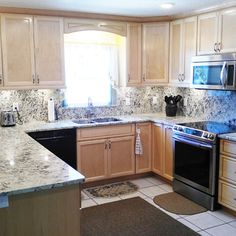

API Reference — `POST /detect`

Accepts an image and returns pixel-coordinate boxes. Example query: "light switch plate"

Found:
[125,98,131,106]
[152,97,158,104]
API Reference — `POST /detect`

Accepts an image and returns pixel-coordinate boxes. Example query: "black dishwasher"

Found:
[28,129,77,169]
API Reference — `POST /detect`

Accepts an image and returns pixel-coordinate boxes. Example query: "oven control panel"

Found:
[173,125,216,142]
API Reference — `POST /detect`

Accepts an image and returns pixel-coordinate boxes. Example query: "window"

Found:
[64,31,126,107]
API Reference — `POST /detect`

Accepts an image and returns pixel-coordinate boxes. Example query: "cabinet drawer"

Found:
[220,140,236,157]
[220,155,236,184]
[219,180,236,211]
[77,124,135,141]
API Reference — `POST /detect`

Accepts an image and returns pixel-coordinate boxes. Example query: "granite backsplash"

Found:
[0,86,236,123]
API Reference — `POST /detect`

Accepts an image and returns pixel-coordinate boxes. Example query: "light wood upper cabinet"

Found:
[169,17,197,86]
[152,123,173,181]
[136,122,152,173]
[1,14,35,87]
[0,14,65,89]
[142,22,169,85]
[126,23,142,85]
[34,16,65,87]
[127,22,169,86]
[198,8,236,55]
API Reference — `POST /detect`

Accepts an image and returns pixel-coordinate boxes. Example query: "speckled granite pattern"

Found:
[0,126,84,196]
[219,133,236,142]
[1,86,236,123]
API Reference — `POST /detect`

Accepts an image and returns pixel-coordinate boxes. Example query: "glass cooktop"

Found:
[179,121,236,135]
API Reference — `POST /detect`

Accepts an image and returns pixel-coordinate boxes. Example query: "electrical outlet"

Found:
[12,102,19,111]
[125,98,131,106]
[152,96,158,104]
[183,98,188,107]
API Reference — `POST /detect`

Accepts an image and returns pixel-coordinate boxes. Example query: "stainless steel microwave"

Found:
[191,54,236,90]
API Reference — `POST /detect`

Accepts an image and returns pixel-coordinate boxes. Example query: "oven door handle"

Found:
[173,136,213,149]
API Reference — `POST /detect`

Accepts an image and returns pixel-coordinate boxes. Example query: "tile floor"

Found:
[81,176,236,236]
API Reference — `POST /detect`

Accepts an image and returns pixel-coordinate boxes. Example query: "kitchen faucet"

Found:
[86,97,94,119]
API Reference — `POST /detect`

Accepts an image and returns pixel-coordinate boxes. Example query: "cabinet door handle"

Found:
[32,74,35,83]
[37,75,39,84]
[178,74,181,82]
[105,142,108,149]
[0,74,2,85]
[218,42,221,52]
[108,141,111,149]
[182,74,185,81]
[128,74,131,82]
[214,43,217,52]
[142,74,146,81]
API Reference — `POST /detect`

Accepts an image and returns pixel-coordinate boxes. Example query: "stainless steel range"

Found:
[172,121,236,210]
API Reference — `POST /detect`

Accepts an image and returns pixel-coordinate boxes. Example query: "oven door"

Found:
[173,134,218,196]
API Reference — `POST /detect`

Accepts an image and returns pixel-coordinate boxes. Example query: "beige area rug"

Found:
[153,192,207,215]
[85,181,138,198]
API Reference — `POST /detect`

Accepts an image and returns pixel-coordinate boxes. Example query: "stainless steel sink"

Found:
[72,117,122,125]
[72,119,95,124]
[92,117,122,123]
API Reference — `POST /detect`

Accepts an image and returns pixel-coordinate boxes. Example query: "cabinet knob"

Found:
[218,42,221,52]
[178,74,181,82]
[0,74,2,85]
[105,142,108,149]
[181,74,185,81]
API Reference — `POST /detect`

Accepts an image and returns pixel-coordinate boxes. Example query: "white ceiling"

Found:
[0,0,235,17]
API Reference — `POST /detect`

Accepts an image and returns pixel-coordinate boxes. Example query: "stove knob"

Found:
[177,126,183,131]
[203,132,208,138]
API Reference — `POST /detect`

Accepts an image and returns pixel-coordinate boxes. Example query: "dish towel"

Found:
[135,128,143,155]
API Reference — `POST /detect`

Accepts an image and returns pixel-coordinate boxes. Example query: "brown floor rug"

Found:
[153,192,207,215]
[81,197,200,236]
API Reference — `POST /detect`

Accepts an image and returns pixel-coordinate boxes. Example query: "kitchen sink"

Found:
[72,119,95,124]
[92,117,122,123]
[72,117,122,125]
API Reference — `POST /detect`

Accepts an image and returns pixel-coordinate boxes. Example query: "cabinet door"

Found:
[0,35,3,88]
[108,136,135,178]
[152,123,163,175]
[183,17,197,84]
[126,23,142,86]
[219,8,236,53]
[142,22,169,84]
[162,125,173,180]
[136,123,152,173]
[34,16,65,88]
[1,14,35,87]
[169,20,183,84]
[77,139,108,182]
[197,12,218,55]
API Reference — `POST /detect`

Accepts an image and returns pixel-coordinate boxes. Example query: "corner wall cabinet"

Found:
[152,123,173,181]
[197,8,236,55]
[135,122,152,173]
[76,124,135,182]
[169,17,197,86]
[1,14,65,89]
[218,139,236,211]
[127,22,169,86]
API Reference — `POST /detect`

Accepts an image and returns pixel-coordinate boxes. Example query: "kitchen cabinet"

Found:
[218,139,236,211]
[77,124,135,182]
[152,123,173,181]
[1,14,65,89]
[127,22,169,86]
[169,17,197,86]
[135,122,152,173]
[197,8,236,55]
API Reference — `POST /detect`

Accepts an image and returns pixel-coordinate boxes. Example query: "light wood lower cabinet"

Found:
[152,123,173,181]
[135,122,152,173]
[77,124,135,182]
[219,139,236,211]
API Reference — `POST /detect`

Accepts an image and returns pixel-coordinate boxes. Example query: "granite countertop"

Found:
[219,133,236,142]
[0,112,200,197]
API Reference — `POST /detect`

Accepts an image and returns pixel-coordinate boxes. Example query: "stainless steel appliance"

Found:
[172,121,236,210]
[192,53,236,90]
[0,111,16,127]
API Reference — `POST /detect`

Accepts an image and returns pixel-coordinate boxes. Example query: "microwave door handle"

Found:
[220,62,228,87]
